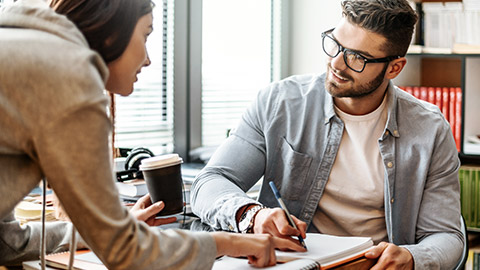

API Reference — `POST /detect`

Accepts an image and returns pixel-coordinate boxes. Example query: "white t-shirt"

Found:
[313,96,389,244]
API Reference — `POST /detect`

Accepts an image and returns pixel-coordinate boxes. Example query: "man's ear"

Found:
[385,57,407,80]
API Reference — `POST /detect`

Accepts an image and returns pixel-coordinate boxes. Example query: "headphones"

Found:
[116,147,155,182]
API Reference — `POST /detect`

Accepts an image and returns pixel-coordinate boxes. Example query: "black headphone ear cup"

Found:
[117,147,155,181]
[124,147,155,171]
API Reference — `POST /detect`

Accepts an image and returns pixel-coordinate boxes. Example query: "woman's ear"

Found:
[385,57,407,80]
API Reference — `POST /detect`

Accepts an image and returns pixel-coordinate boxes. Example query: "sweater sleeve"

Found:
[34,100,217,270]
[0,211,75,266]
[30,76,217,270]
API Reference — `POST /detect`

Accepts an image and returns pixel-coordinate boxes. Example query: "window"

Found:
[0,0,15,6]
[200,0,284,147]
[114,0,285,160]
[114,0,175,155]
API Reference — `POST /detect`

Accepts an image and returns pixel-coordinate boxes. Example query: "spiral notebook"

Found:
[212,233,374,270]
[44,249,107,270]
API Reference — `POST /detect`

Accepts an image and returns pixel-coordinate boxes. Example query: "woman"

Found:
[0,0,304,269]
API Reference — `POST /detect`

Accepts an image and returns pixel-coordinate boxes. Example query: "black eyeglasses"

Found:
[321,28,400,73]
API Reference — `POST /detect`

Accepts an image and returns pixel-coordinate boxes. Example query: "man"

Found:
[191,0,464,269]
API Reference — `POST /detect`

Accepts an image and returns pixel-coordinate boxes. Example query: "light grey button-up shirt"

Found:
[191,73,463,270]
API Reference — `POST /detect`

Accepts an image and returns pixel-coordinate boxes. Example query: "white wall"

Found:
[288,0,342,76]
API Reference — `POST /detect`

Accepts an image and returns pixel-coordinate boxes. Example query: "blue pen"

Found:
[269,181,307,250]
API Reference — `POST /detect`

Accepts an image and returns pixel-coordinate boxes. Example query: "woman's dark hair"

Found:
[341,0,418,57]
[49,0,154,63]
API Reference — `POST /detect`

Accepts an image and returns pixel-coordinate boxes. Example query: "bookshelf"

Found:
[393,52,480,163]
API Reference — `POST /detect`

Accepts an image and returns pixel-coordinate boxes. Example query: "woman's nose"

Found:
[144,53,151,67]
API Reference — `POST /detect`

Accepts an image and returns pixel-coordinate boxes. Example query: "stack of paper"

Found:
[14,201,55,224]
[116,179,148,201]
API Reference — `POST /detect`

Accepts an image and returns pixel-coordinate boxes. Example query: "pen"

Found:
[268,181,307,250]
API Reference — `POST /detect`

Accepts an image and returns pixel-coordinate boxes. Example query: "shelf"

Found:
[468,227,480,233]
[395,53,480,162]
[414,0,462,2]
[464,142,480,156]
[401,54,462,87]
[408,45,480,57]
[460,154,480,165]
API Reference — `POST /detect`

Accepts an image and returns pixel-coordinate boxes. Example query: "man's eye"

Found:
[345,52,360,61]
[352,53,364,61]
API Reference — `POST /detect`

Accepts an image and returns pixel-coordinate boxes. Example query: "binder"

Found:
[427,87,435,104]
[420,86,428,101]
[454,87,462,152]
[449,87,456,136]
[442,87,450,122]
[435,87,442,110]
[413,86,420,100]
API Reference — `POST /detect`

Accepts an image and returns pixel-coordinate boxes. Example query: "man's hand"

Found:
[252,207,307,246]
[365,242,414,270]
[129,194,177,226]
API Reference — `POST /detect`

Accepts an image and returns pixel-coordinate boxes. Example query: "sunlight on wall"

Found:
[289,0,342,76]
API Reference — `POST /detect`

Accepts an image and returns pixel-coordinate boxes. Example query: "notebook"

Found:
[212,233,374,270]
[44,249,107,270]
[115,179,148,198]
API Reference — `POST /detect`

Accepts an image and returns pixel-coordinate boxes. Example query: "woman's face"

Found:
[105,12,153,96]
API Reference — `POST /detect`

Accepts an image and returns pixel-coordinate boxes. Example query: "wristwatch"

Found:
[238,205,266,233]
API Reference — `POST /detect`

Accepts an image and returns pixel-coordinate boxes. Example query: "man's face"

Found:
[324,19,390,98]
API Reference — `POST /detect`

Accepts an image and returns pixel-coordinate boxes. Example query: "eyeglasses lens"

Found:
[322,32,365,73]
[344,51,364,72]
[323,35,339,58]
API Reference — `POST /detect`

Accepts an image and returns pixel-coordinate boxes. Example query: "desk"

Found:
[21,217,376,270]
[19,215,197,270]
[16,181,376,270]
[189,219,378,270]
[22,261,56,270]
[334,257,376,270]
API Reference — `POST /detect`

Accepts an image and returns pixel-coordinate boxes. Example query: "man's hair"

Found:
[49,0,154,63]
[341,0,418,57]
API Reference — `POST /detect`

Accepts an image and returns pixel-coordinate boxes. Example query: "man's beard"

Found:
[325,63,388,98]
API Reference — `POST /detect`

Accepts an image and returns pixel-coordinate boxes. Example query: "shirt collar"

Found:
[384,81,400,139]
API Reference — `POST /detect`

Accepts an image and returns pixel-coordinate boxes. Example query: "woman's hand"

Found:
[129,194,177,226]
[212,232,306,267]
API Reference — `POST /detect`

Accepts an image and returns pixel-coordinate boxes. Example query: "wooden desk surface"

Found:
[333,257,377,270]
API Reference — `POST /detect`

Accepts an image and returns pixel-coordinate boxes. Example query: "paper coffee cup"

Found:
[140,154,184,216]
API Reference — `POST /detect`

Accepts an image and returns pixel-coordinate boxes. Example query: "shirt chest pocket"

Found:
[268,137,313,200]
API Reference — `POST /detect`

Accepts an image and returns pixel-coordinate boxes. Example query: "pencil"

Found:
[268,181,307,250]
